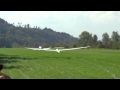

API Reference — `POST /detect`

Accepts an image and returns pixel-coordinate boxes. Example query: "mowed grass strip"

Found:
[0,48,120,79]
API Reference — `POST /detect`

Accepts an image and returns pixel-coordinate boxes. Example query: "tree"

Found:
[102,32,111,48]
[97,40,103,48]
[111,31,120,49]
[92,34,98,47]
[27,24,30,28]
[79,31,92,46]
[111,31,119,42]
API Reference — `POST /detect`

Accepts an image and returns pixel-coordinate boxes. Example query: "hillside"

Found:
[0,18,78,48]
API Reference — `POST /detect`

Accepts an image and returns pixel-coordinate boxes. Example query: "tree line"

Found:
[0,17,120,49]
[78,31,120,49]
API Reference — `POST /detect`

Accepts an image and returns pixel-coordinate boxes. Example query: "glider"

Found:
[27,46,51,50]
[27,46,90,53]
[44,46,90,53]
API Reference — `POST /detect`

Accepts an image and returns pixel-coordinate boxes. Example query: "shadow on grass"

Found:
[0,54,38,70]
[0,54,37,60]
[41,56,71,59]
[3,65,22,69]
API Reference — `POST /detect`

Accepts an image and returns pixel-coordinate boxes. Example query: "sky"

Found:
[0,11,120,40]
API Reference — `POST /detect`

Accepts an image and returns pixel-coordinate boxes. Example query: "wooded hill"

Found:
[0,18,78,48]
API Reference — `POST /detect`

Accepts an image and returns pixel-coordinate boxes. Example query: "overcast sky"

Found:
[0,11,120,40]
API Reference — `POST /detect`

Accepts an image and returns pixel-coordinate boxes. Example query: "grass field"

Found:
[0,48,120,79]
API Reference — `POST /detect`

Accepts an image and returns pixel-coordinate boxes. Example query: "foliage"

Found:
[1,17,120,49]
[102,33,110,48]
[78,31,93,46]
[0,18,77,48]
[78,31,120,49]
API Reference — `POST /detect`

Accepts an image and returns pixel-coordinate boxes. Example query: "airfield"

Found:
[0,48,120,79]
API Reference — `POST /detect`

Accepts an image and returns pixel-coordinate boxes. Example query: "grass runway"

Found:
[0,48,120,79]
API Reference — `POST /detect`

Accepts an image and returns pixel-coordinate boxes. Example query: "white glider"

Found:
[45,46,90,53]
[27,46,51,50]
[27,46,90,53]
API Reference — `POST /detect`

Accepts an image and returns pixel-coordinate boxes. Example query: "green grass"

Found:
[0,48,120,79]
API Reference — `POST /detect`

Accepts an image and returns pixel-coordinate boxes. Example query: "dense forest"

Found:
[0,17,120,49]
[0,18,77,48]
